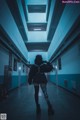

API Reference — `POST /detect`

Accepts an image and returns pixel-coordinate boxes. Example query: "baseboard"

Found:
[50,81,80,98]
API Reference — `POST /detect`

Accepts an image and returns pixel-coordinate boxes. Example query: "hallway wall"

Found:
[49,41,80,96]
[0,44,27,91]
[0,44,9,84]
[11,55,27,90]
[48,4,80,60]
[0,0,28,60]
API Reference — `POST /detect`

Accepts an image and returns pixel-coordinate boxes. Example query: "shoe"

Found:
[36,104,41,115]
[48,104,54,115]
[48,107,54,115]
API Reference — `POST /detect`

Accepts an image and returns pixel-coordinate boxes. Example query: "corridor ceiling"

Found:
[0,0,80,60]
[5,0,66,52]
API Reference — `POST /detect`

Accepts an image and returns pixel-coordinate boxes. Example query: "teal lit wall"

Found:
[48,4,80,60]
[0,0,28,60]
[0,45,27,91]
[0,46,9,84]
[49,42,80,96]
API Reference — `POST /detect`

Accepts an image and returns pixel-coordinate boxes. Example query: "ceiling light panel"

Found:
[26,0,47,5]
[28,31,47,42]
[28,5,46,13]
[27,23,47,31]
[28,13,46,23]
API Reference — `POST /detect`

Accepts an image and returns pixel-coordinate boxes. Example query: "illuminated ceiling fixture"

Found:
[34,28,41,31]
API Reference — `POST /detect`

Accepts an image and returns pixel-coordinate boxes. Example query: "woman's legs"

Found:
[40,84,49,103]
[34,85,39,105]
[40,84,54,115]
[34,84,41,114]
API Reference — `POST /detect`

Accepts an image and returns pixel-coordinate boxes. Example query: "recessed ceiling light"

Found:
[34,28,41,31]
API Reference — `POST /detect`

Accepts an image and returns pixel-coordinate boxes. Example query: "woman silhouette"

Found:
[28,55,54,115]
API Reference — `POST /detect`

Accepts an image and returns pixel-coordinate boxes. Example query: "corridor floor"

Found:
[0,82,80,120]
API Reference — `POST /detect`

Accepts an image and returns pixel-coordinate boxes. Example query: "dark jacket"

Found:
[28,61,53,85]
[28,64,47,84]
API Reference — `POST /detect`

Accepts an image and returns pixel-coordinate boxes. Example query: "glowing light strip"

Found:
[33,28,41,31]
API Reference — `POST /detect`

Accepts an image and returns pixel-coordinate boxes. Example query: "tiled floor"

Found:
[0,82,80,120]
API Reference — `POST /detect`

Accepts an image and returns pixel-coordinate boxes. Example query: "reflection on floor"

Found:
[0,82,80,120]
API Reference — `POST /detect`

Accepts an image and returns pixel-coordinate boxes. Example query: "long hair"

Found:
[35,55,43,65]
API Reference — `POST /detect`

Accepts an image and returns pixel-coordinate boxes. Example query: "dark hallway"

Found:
[0,83,80,120]
[0,0,80,120]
